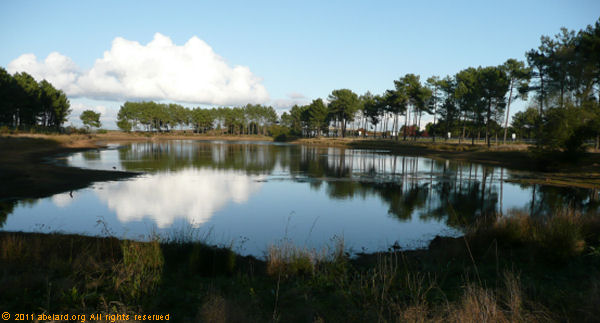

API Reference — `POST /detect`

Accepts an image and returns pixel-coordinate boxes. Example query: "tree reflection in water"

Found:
[3,141,598,235]
[101,142,600,230]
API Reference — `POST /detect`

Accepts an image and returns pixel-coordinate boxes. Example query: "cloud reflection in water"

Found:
[94,168,264,228]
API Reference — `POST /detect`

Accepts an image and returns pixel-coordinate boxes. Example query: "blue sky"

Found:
[1,1,599,128]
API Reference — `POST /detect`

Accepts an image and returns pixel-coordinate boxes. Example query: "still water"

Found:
[1,140,599,256]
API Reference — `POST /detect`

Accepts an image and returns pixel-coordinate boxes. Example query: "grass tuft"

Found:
[114,239,164,301]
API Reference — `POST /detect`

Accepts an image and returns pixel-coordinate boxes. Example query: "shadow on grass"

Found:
[1,208,599,321]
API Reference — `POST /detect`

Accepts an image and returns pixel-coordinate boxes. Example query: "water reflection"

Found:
[52,192,76,208]
[95,141,600,230]
[0,200,15,226]
[2,141,599,255]
[95,169,264,228]
[116,141,280,174]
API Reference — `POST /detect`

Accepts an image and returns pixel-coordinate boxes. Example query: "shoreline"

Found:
[1,132,598,202]
[291,137,600,188]
[0,133,273,200]
[1,133,599,321]
[0,135,138,201]
[2,213,598,322]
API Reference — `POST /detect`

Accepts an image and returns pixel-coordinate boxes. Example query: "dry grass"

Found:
[0,233,24,262]
[266,236,346,278]
[444,272,552,323]
[389,271,552,323]
[267,242,321,278]
[480,209,591,262]
[197,293,250,323]
[198,295,227,323]
[1,226,588,322]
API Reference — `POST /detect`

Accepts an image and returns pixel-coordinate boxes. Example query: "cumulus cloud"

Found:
[7,33,269,106]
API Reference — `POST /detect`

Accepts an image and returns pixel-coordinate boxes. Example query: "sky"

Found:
[1,1,599,129]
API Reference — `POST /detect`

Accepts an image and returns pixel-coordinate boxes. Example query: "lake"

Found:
[1,140,598,257]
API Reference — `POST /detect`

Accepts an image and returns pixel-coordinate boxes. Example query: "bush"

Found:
[534,105,596,159]
[63,126,90,135]
[269,125,297,142]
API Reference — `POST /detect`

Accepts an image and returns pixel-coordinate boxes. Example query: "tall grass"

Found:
[113,239,164,301]
[475,208,595,262]
[264,235,554,322]
[2,206,598,321]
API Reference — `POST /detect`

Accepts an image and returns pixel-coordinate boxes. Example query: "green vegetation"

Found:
[3,21,597,153]
[79,110,101,130]
[0,68,70,131]
[1,16,599,323]
[285,20,599,155]
[111,20,600,156]
[1,208,599,321]
[116,101,278,135]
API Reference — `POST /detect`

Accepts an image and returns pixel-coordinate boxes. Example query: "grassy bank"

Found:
[1,208,599,322]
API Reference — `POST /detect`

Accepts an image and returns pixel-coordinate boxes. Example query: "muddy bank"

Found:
[0,132,273,201]
[0,135,138,200]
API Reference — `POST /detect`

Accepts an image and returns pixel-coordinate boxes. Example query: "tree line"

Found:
[281,19,600,152]
[116,101,278,135]
[0,67,70,130]
[2,19,598,153]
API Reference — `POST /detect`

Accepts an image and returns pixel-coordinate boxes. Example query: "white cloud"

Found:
[8,52,81,94]
[7,33,269,106]
[51,192,75,208]
[68,102,117,128]
[286,92,306,100]
[272,92,310,110]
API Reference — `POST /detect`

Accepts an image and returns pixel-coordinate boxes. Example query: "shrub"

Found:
[534,105,596,159]
[63,126,90,135]
[269,125,297,142]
